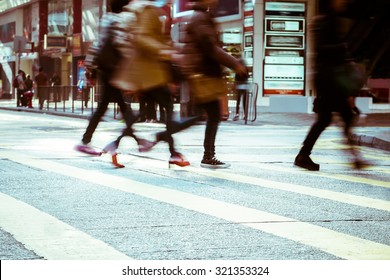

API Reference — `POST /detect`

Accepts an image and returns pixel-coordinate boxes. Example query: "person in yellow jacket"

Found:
[107,0,190,167]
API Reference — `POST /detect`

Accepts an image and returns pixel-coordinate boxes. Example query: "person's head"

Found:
[18,70,24,74]
[111,0,130,13]
[27,75,30,79]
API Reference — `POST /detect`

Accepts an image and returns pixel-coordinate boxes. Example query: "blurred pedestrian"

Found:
[50,72,61,86]
[24,74,34,108]
[15,70,26,107]
[174,0,247,168]
[77,67,92,108]
[294,0,366,171]
[75,0,151,166]
[233,58,249,121]
[34,67,49,110]
[50,72,61,102]
[107,0,190,168]
[139,93,158,123]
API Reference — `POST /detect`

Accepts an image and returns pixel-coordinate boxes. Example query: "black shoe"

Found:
[294,154,320,171]
[353,159,370,170]
[201,157,230,169]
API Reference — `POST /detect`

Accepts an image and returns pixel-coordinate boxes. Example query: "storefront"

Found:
[171,0,316,112]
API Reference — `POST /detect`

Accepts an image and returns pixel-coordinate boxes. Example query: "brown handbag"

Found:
[189,74,226,104]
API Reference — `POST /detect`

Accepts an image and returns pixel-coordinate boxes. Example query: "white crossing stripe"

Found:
[0,193,131,260]
[116,154,390,212]
[4,153,390,260]
[239,162,390,189]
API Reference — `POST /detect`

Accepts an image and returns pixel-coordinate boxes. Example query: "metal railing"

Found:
[37,85,99,114]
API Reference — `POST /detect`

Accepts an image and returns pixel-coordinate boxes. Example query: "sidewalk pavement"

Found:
[1,99,389,152]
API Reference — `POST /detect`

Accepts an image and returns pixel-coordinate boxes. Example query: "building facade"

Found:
[0,0,387,110]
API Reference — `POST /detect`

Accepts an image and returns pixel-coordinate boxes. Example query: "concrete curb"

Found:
[0,106,90,120]
[351,134,390,152]
[2,106,390,152]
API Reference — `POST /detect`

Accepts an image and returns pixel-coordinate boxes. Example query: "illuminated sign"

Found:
[265,2,305,12]
[44,35,67,49]
[265,34,304,49]
[266,18,305,33]
[173,0,241,21]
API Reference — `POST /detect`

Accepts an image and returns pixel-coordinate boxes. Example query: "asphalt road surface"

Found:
[0,110,389,262]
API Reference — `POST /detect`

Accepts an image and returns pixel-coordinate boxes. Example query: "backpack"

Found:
[97,29,122,73]
[13,76,19,88]
[85,11,137,74]
[85,18,122,73]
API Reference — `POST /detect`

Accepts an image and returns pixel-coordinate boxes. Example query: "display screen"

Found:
[266,19,305,33]
[174,0,241,20]
[213,0,240,18]
[265,34,304,49]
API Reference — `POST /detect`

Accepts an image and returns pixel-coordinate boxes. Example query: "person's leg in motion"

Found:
[151,86,190,167]
[295,109,332,171]
[338,100,368,169]
[75,76,112,155]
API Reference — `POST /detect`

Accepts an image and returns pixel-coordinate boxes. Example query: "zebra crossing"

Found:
[1,146,389,260]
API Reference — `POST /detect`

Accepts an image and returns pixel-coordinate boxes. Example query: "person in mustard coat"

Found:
[107,0,190,167]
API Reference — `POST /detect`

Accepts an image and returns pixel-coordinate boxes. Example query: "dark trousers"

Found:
[155,98,221,159]
[82,87,90,108]
[140,86,177,154]
[37,87,48,110]
[299,98,355,156]
[235,89,247,115]
[16,89,24,107]
[199,99,221,159]
[139,94,166,122]
[82,74,138,145]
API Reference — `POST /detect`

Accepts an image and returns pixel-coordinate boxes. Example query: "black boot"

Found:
[294,154,320,171]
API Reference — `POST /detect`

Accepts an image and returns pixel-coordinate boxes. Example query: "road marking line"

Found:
[117,154,390,212]
[238,162,390,189]
[5,153,390,260]
[0,192,132,260]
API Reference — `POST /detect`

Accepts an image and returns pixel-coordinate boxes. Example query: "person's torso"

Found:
[17,75,25,90]
[25,79,33,90]
[184,8,222,77]
[314,14,349,68]
[130,3,171,90]
[35,73,48,86]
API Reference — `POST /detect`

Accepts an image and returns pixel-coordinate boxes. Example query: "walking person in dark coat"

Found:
[34,67,49,110]
[15,70,26,107]
[24,74,34,108]
[177,0,247,168]
[294,0,366,171]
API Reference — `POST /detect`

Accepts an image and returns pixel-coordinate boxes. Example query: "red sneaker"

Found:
[111,154,125,168]
[169,153,190,168]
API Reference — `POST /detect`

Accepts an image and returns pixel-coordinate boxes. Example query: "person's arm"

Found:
[190,12,246,76]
